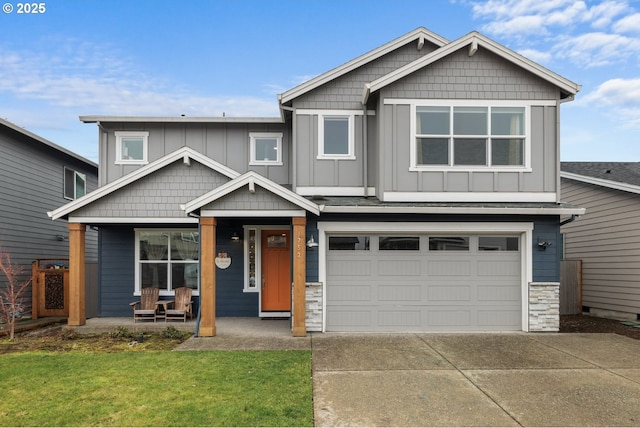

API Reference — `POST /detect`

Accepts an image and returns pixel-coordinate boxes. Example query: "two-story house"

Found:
[49,28,583,335]
[0,118,98,318]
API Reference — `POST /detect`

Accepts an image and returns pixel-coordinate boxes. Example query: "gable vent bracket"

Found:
[417,35,425,51]
[468,38,478,57]
[183,154,191,166]
[248,178,256,193]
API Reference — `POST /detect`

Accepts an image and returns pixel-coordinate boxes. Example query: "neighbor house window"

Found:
[135,229,199,296]
[115,131,149,164]
[414,104,525,168]
[63,167,86,200]
[250,133,282,165]
[318,113,355,159]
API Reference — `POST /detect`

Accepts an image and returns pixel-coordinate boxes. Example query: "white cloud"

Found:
[553,32,640,67]
[613,13,640,33]
[578,78,640,128]
[0,41,280,119]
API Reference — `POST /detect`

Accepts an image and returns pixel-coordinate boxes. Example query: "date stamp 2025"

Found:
[3,2,46,14]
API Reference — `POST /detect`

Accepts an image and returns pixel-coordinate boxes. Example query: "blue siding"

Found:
[99,226,135,317]
[531,216,561,282]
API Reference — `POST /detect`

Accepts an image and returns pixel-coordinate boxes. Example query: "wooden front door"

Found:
[261,230,291,312]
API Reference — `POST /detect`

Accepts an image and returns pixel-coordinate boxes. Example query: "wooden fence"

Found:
[560,259,582,315]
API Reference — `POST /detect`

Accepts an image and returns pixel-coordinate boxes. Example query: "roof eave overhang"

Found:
[80,116,283,124]
[280,27,448,105]
[561,171,640,195]
[363,32,581,104]
[320,205,585,216]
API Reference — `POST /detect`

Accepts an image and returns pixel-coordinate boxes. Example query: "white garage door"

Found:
[326,234,522,332]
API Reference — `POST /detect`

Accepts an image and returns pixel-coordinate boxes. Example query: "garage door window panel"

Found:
[429,237,470,251]
[328,236,370,251]
[379,236,420,251]
[478,236,519,251]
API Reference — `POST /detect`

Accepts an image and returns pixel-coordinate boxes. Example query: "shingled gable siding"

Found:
[203,185,305,212]
[292,41,439,110]
[73,160,230,219]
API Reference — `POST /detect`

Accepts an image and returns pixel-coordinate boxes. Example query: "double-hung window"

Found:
[318,113,355,159]
[250,133,282,165]
[414,103,526,169]
[63,167,86,200]
[115,131,149,164]
[135,229,199,296]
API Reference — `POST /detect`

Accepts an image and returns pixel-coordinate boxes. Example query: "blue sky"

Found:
[1,0,639,162]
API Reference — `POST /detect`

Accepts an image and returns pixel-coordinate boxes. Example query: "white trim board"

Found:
[382,192,558,203]
[561,171,640,195]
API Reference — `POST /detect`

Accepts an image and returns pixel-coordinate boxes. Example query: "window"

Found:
[319,114,355,159]
[478,236,519,251]
[415,104,525,168]
[250,133,282,165]
[246,229,257,291]
[328,236,370,250]
[63,167,86,200]
[116,131,149,164]
[136,230,199,295]
[379,236,420,251]
[429,236,470,251]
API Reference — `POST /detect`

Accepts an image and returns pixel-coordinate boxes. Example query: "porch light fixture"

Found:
[537,239,551,250]
[231,232,241,242]
[306,236,319,248]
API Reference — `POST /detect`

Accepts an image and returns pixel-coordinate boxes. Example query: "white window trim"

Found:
[249,132,283,166]
[134,228,200,297]
[407,100,532,172]
[115,131,149,165]
[63,167,86,201]
[317,111,356,160]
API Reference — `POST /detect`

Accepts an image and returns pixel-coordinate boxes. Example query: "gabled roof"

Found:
[363,31,581,103]
[0,117,97,168]
[561,162,640,195]
[279,27,448,105]
[48,147,240,220]
[183,171,320,216]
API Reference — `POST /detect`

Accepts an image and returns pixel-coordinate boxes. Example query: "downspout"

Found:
[362,103,368,198]
[560,214,578,226]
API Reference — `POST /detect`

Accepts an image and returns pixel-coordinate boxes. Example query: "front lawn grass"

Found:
[0,350,312,426]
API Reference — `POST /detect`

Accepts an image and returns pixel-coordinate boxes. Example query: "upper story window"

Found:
[115,131,149,164]
[250,132,283,165]
[413,102,527,170]
[318,113,355,159]
[63,167,86,200]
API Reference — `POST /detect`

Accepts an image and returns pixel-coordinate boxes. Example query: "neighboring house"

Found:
[49,27,583,335]
[561,162,640,321]
[0,118,98,318]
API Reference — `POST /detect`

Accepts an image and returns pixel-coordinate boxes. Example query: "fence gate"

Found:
[31,259,69,319]
[560,259,582,315]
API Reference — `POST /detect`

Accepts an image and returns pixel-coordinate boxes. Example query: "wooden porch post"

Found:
[199,217,216,336]
[292,217,307,337]
[68,223,86,326]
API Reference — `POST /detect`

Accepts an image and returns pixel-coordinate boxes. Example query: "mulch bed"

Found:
[560,314,640,340]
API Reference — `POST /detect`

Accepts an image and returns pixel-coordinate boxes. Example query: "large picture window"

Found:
[136,229,199,296]
[415,104,526,169]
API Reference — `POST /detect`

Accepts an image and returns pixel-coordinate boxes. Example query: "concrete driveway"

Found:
[311,333,640,427]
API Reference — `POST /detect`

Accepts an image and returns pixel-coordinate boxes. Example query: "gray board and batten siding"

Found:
[0,122,98,315]
[98,122,290,187]
[561,178,640,316]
